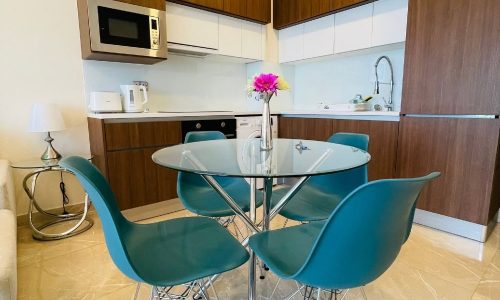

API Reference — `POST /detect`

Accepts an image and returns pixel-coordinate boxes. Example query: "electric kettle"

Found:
[120,85,148,112]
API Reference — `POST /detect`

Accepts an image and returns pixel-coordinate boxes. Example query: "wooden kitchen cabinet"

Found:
[169,0,271,24]
[333,2,373,53]
[88,118,182,210]
[278,117,399,180]
[396,117,500,226]
[115,0,166,10]
[402,0,500,115]
[273,0,372,29]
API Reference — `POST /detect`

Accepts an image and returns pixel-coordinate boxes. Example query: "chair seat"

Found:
[271,186,343,222]
[248,222,324,279]
[127,216,249,287]
[181,179,264,217]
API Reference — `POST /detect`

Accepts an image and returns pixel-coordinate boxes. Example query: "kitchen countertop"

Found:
[88,110,400,122]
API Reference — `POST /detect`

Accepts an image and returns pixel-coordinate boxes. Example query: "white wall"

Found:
[292,45,405,111]
[0,0,90,215]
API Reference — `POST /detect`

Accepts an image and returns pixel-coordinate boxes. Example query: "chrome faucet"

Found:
[374,55,394,111]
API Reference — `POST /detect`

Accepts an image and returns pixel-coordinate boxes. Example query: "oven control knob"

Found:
[221,122,226,128]
[196,123,202,129]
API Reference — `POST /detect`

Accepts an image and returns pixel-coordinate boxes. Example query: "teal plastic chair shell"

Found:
[177,131,263,217]
[250,172,440,290]
[271,132,369,222]
[59,156,249,287]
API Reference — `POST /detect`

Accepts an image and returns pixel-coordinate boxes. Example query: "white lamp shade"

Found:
[29,103,66,133]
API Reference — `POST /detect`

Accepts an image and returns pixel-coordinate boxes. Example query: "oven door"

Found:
[87,0,166,58]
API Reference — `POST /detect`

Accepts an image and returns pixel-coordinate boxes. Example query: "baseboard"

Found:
[413,209,492,242]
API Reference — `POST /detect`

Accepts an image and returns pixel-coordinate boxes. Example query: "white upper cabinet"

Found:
[279,24,304,63]
[242,21,264,60]
[372,0,408,47]
[334,3,373,54]
[166,2,219,50]
[218,15,242,56]
[303,15,335,59]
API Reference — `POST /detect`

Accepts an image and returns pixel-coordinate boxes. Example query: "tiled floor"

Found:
[17,209,500,300]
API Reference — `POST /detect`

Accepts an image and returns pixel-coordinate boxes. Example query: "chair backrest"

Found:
[59,156,141,282]
[308,132,369,197]
[293,172,440,289]
[177,131,234,199]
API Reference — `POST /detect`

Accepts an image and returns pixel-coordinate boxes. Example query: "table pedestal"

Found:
[23,168,93,241]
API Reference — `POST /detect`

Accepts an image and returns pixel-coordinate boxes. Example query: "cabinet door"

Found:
[246,0,271,24]
[330,119,399,180]
[279,117,334,141]
[107,148,178,210]
[223,0,246,15]
[402,0,500,115]
[397,117,500,225]
[218,15,242,56]
[166,2,219,49]
[175,0,224,10]
[334,3,373,53]
[303,14,334,59]
[372,0,408,47]
[278,24,304,63]
[242,21,263,60]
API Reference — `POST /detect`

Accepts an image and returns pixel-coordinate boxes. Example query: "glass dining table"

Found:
[152,138,371,300]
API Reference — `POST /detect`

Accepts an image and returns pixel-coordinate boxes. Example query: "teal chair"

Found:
[178,131,263,218]
[271,132,369,222]
[59,156,249,300]
[250,172,440,299]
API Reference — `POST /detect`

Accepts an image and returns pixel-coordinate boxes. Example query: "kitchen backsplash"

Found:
[292,44,405,111]
[83,55,251,112]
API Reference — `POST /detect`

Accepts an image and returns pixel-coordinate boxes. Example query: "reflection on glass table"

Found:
[153,138,371,300]
[10,155,94,241]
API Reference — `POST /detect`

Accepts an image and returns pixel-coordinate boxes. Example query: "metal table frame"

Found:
[20,166,93,241]
[183,149,333,300]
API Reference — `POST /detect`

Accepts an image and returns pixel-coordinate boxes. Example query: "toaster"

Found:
[89,92,123,113]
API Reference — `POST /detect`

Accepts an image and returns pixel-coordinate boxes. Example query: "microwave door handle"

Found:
[141,87,148,105]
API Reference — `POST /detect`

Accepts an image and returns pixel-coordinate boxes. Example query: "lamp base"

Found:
[41,132,62,161]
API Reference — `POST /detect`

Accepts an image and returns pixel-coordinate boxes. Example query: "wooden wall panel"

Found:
[224,0,246,16]
[246,0,271,24]
[170,0,270,23]
[105,121,182,151]
[402,0,500,115]
[396,117,500,225]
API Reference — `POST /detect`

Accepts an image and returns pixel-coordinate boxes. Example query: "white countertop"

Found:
[88,110,400,121]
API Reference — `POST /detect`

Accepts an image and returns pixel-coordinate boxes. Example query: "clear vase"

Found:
[260,93,273,151]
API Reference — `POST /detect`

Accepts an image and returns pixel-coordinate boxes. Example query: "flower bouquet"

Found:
[249,73,290,150]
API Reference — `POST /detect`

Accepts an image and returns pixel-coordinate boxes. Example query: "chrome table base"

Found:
[22,167,93,241]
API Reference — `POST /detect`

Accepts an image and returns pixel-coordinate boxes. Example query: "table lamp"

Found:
[29,103,66,160]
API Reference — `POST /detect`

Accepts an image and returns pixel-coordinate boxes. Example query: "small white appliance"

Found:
[236,116,279,189]
[120,85,148,113]
[89,92,122,113]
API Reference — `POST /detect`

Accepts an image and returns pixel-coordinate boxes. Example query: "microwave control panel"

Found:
[149,17,160,50]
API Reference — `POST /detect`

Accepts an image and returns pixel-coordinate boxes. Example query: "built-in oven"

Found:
[181,119,236,142]
[81,0,167,59]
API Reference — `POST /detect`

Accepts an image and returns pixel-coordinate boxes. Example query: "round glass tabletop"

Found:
[152,138,371,178]
[11,155,93,170]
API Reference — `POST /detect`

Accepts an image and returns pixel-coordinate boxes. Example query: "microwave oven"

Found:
[78,0,167,63]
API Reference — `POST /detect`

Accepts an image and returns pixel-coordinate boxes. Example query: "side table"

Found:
[11,156,94,241]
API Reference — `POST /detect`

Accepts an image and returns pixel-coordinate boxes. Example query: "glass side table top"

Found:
[152,138,371,178]
[11,154,93,169]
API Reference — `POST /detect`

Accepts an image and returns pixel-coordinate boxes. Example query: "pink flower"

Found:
[253,73,279,93]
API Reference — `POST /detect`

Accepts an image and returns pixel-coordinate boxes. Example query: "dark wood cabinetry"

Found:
[278,117,399,180]
[273,0,372,29]
[169,0,270,24]
[115,0,166,10]
[396,117,500,225]
[87,118,182,210]
[402,0,500,115]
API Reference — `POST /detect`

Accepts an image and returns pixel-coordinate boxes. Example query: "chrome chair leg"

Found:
[268,277,281,299]
[133,283,142,300]
[360,287,367,300]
